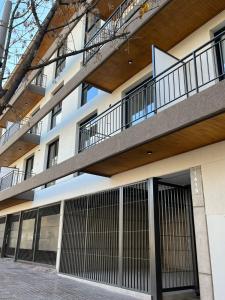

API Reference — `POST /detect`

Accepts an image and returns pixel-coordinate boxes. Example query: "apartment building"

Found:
[1,0,225,299]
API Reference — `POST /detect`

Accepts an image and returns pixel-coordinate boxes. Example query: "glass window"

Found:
[55,39,67,78]
[24,155,34,180]
[20,219,35,250]
[79,113,97,153]
[125,77,154,127]
[85,13,101,43]
[45,139,59,187]
[214,27,225,80]
[30,108,40,135]
[81,83,98,106]
[50,102,62,129]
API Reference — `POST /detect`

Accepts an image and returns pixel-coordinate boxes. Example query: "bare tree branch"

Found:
[28,32,128,70]
[30,0,41,29]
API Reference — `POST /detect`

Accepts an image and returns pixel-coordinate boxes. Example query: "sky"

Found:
[0,0,52,80]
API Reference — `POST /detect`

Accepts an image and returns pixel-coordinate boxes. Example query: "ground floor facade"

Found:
[1,141,225,299]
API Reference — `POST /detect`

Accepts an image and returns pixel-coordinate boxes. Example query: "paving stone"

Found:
[0,259,141,300]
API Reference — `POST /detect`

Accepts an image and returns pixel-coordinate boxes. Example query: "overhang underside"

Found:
[0,134,40,167]
[0,85,45,128]
[82,112,225,176]
[85,0,225,92]
[0,191,33,210]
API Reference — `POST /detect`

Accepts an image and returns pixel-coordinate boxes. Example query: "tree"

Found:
[0,0,158,118]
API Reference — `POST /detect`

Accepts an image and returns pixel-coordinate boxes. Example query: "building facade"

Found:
[1,0,225,299]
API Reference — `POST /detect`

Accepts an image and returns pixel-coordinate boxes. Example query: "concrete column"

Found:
[190,166,214,300]
[56,200,65,273]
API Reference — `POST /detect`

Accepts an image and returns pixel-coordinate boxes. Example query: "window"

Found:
[214,27,225,80]
[79,113,97,152]
[85,13,101,43]
[55,40,67,78]
[45,139,59,187]
[125,77,154,127]
[81,83,98,106]
[24,155,34,180]
[50,102,62,129]
[30,108,40,135]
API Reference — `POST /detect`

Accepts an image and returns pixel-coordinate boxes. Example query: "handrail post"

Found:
[193,50,199,93]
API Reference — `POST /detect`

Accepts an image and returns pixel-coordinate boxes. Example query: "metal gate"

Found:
[60,190,120,285]
[156,182,199,293]
[60,182,151,293]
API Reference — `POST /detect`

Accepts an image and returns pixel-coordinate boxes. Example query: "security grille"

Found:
[60,190,120,285]
[0,217,6,255]
[60,182,151,293]
[157,183,198,292]
[122,181,150,292]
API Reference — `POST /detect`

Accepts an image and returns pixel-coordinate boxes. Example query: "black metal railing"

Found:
[0,169,35,191]
[15,73,47,95]
[0,117,42,147]
[83,0,160,64]
[79,30,225,152]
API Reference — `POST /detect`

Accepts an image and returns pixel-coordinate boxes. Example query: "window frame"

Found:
[45,139,59,188]
[124,76,154,128]
[24,155,34,180]
[81,83,98,106]
[50,102,62,130]
[55,39,67,78]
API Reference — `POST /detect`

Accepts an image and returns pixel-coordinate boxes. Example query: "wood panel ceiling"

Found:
[0,198,32,210]
[0,85,45,128]
[96,0,124,20]
[85,0,225,92]
[0,134,40,167]
[82,112,225,176]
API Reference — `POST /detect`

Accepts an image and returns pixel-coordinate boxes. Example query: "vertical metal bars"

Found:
[122,181,150,293]
[157,183,197,292]
[60,190,120,285]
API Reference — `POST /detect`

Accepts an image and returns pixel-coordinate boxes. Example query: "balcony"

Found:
[0,118,41,166]
[2,31,225,203]
[0,168,34,210]
[78,31,225,175]
[0,73,47,128]
[83,0,225,92]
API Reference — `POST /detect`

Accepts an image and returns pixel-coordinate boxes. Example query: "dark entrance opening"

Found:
[155,172,199,300]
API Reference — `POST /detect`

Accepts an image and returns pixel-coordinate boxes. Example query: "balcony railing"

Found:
[83,0,160,64]
[0,117,42,148]
[15,72,47,96]
[0,169,35,191]
[31,72,47,88]
[79,30,225,152]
